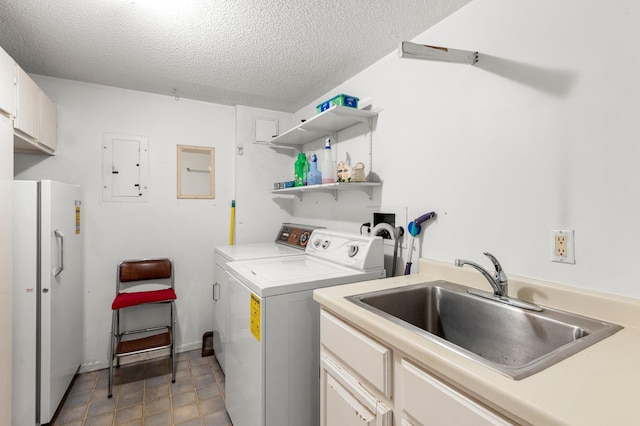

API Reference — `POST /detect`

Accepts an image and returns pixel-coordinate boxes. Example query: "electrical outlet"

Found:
[555,235,567,257]
[551,230,575,264]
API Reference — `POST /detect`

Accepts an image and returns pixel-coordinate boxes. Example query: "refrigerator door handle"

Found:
[54,229,65,277]
[213,282,220,301]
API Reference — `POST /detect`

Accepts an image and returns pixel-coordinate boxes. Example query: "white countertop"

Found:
[313,259,640,425]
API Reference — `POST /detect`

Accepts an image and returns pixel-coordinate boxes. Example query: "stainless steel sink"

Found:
[346,280,622,380]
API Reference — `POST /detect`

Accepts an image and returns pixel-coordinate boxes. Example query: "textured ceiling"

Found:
[0,0,470,112]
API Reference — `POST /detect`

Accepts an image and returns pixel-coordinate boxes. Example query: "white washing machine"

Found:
[224,229,385,426]
[213,223,320,373]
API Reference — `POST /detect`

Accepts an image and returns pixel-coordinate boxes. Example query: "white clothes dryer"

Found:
[213,223,320,372]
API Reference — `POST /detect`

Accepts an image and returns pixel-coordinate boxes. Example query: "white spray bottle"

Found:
[321,138,336,184]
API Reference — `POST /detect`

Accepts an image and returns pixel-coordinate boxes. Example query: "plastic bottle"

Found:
[321,138,336,184]
[307,154,322,185]
[294,152,307,186]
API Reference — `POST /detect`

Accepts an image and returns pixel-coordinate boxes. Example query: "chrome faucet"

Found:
[454,253,542,311]
[455,252,508,297]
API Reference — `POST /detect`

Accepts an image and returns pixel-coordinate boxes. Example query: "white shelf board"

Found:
[271,182,381,200]
[270,106,378,146]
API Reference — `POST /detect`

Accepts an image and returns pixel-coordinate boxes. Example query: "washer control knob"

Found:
[321,240,330,249]
[313,239,322,248]
[300,232,310,246]
[347,244,359,257]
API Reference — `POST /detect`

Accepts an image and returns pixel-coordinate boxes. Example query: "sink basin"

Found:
[346,280,622,379]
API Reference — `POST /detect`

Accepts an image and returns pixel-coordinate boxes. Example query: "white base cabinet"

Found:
[400,359,512,426]
[319,310,515,426]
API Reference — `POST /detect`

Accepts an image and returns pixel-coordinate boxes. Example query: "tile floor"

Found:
[52,350,231,426]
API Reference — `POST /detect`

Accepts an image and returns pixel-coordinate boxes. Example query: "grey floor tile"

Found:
[145,383,170,401]
[62,391,91,409]
[114,404,142,424]
[176,417,203,426]
[195,384,221,401]
[146,373,170,389]
[143,410,173,426]
[172,402,201,424]
[83,411,114,426]
[144,396,171,417]
[54,351,232,426]
[172,390,197,408]
[170,376,195,394]
[117,389,143,408]
[55,404,87,424]
[198,396,226,416]
[87,398,117,418]
[190,365,212,378]
[202,410,232,426]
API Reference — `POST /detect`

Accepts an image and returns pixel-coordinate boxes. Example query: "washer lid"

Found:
[215,242,300,262]
[227,255,383,297]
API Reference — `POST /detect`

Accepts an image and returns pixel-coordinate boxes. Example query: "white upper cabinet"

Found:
[39,91,57,152]
[1,44,57,155]
[0,46,16,117]
[13,66,57,155]
[14,67,40,142]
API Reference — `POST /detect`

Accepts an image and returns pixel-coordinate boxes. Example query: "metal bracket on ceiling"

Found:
[398,41,479,65]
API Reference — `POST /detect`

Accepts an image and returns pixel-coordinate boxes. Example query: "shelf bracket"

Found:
[398,41,478,65]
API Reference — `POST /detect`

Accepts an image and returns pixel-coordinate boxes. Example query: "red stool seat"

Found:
[111,288,177,310]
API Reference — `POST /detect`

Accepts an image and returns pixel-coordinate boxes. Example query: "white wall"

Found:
[234,105,295,243]
[293,0,640,299]
[14,77,236,370]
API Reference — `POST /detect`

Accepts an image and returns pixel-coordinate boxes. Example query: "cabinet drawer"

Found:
[400,359,513,426]
[320,310,392,397]
[321,353,392,426]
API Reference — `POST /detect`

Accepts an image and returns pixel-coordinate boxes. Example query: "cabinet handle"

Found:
[54,229,64,277]
[213,282,220,301]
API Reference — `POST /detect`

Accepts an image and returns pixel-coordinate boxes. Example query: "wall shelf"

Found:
[270,106,378,147]
[398,41,478,65]
[271,182,381,200]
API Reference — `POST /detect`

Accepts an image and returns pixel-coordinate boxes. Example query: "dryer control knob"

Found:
[313,239,322,248]
[321,240,330,249]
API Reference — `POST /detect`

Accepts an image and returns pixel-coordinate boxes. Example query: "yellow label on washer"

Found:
[250,293,261,342]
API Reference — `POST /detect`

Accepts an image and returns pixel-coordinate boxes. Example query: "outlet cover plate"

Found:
[551,229,575,264]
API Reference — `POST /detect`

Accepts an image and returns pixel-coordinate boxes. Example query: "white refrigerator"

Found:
[13,180,83,425]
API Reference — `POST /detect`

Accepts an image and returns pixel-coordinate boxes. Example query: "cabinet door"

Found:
[0,47,16,116]
[321,352,392,426]
[320,310,392,397]
[15,67,39,141]
[212,262,228,373]
[39,90,57,151]
[400,359,513,426]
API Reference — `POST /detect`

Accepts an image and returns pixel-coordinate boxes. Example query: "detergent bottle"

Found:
[321,138,336,184]
[307,154,322,185]
[294,152,307,187]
